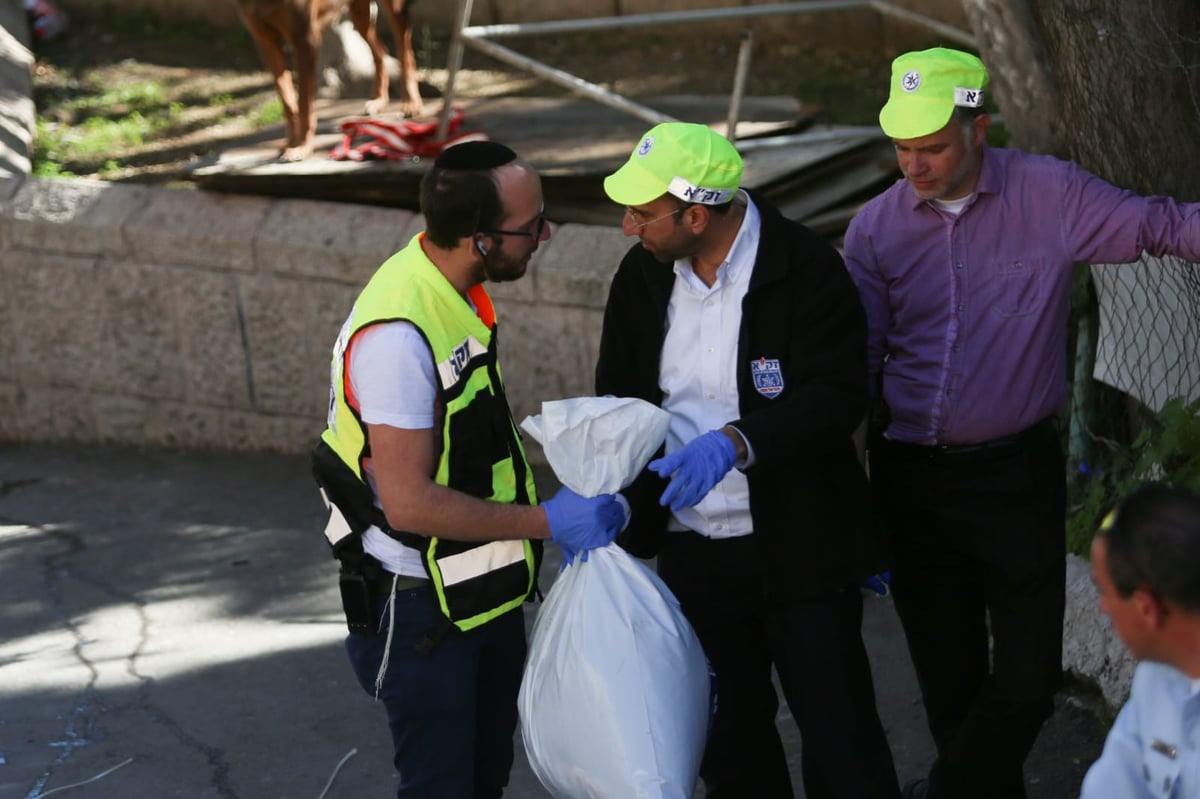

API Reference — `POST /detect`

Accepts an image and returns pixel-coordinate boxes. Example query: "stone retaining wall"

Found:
[0,175,628,456]
[1065,553,1137,709]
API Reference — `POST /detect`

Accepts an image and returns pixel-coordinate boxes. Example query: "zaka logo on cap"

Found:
[637,136,654,157]
[901,70,921,92]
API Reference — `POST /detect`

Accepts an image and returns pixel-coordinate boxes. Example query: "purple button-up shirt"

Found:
[845,146,1200,445]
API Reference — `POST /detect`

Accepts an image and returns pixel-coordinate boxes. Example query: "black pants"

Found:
[871,421,1066,799]
[658,531,899,799]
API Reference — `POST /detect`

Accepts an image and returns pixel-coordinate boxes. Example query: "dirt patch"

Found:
[29,5,892,186]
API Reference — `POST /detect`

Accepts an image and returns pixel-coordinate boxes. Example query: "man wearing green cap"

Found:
[596,121,900,798]
[843,47,1200,799]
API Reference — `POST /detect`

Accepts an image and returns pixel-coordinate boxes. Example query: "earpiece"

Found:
[475,239,488,256]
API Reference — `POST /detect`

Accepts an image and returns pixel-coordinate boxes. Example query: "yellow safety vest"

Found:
[315,234,540,632]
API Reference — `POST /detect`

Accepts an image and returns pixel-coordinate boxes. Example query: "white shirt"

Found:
[932,193,973,216]
[348,321,435,577]
[660,193,761,539]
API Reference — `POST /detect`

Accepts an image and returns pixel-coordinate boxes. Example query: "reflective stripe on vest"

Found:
[320,234,539,631]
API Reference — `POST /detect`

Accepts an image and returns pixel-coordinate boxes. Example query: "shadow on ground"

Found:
[0,443,1105,798]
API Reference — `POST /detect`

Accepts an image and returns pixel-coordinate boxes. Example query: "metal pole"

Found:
[869,1,977,47]
[433,1,975,140]
[734,126,886,151]
[1068,269,1096,470]
[463,1,871,39]
[436,0,475,141]
[462,36,678,127]
[726,30,754,143]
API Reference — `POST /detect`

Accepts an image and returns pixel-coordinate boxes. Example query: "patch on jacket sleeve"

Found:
[750,357,784,398]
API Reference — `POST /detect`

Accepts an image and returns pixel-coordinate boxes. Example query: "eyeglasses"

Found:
[625,207,683,230]
[482,211,546,240]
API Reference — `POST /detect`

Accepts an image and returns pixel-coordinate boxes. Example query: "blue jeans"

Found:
[344,584,527,798]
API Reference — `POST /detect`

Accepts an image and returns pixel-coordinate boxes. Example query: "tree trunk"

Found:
[960,0,1065,155]
[1030,0,1200,198]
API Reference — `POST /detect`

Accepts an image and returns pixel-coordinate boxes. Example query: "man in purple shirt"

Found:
[843,47,1200,799]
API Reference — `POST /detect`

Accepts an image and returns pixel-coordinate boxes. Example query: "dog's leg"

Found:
[283,4,323,161]
[379,0,422,117]
[239,13,305,157]
[349,0,390,116]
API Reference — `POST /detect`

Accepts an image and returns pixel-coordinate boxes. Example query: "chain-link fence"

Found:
[1064,255,1200,552]
[1092,255,1200,412]
[1087,0,1200,413]
[1055,0,1200,551]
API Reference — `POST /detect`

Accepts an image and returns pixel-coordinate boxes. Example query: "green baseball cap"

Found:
[878,47,989,139]
[604,122,743,207]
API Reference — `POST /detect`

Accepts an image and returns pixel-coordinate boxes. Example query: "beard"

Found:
[642,227,701,265]
[479,249,530,283]
[646,245,676,265]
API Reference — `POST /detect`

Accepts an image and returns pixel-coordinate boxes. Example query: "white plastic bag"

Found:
[518,396,708,798]
[518,544,710,799]
[520,396,671,496]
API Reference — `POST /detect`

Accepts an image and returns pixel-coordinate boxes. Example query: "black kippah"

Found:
[434,140,517,170]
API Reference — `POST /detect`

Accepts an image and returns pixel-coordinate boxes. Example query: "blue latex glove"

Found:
[542,486,623,569]
[552,494,634,570]
[861,571,891,597]
[648,429,738,512]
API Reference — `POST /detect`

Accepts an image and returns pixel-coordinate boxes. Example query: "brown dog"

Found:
[236,0,423,161]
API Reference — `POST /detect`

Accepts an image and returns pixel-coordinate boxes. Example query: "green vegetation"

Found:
[1066,396,1200,556]
[30,157,75,179]
[29,5,272,182]
[34,80,176,171]
[249,99,284,128]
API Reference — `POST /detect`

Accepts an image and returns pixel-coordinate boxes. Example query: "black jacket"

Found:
[595,190,886,600]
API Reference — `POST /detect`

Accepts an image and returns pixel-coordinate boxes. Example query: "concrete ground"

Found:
[0,443,1107,798]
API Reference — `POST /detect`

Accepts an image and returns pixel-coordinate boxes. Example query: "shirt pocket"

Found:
[988,257,1044,318]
